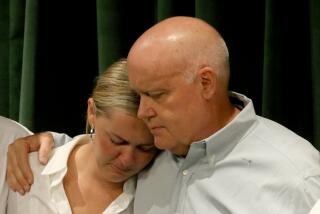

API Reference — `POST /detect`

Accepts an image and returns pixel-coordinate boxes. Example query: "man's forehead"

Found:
[129,70,176,91]
[129,76,161,93]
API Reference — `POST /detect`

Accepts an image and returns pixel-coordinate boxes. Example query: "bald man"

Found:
[127,16,320,213]
[6,16,320,214]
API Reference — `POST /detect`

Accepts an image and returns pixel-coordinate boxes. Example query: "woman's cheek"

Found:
[94,137,114,158]
[138,152,156,168]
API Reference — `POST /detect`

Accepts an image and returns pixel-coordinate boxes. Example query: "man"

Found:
[6,16,320,213]
[127,16,320,213]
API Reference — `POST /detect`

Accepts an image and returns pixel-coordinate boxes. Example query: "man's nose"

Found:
[137,96,156,120]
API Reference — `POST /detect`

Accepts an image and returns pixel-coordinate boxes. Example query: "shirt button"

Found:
[182,169,188,176]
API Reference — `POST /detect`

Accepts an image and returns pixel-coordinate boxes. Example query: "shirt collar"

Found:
[41,134,136,213]
[103,177,136,213]
[204,92,258,164]
[41,135,86,187]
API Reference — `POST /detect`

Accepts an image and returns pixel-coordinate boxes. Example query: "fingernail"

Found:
[39,156,48,164]
[19,189,25,195]
[24,185,30,192]
[28,178,33,184]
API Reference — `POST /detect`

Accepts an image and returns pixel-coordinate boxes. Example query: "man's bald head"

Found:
[127,17,235,154]
[128,16,230,88]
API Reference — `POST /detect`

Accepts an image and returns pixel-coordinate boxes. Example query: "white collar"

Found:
[41,134,136,214]
[41,135,85,187]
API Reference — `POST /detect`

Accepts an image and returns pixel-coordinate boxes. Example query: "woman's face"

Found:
[91,108,157,183]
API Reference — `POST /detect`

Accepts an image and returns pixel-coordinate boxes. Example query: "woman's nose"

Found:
[118,147,135,169]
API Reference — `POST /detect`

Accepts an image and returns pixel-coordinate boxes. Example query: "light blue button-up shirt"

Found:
[134,92,320,214]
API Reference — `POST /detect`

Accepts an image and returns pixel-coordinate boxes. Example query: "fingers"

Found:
[6,169,24,195]
[6,163,30,195]
[5,132,54,195]
[6,141,33,195]
[37,132,54,164]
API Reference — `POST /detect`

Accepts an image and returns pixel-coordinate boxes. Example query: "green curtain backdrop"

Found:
[0,0,319,149]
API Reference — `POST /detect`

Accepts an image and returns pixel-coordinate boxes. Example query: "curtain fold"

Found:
[18,0,38,129]
[196,0,220,26]
[96,1,156,72]
[0,0,10,117]
[310,0,320,149]
[0,0,25,120]
[9,0,25,120]
[262,0,314,141]
[96,0,122,72]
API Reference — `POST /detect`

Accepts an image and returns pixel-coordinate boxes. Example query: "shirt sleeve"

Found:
[0,116,32,213]
[303,174,320,213]
[0,138,9,213]
[277,172,320,214]
[50,132,73,147]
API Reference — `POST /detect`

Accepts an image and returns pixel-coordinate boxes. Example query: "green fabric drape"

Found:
[263,0,315,145]
[310,0,320,148]
[96,1,123,72]
[96,1,156,72]
[0,0,37,129]
[19,0,38,129]
[0,0,319,149]
[0,0,23,120]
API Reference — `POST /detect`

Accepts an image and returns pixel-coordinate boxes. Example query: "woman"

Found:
[2,59,158,213]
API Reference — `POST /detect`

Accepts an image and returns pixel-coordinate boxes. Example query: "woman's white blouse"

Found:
[2,134,135,214]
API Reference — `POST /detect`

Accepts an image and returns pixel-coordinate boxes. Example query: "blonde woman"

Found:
[2,59,158,213]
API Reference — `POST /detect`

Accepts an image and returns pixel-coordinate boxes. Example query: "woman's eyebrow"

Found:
[110,132,129,143]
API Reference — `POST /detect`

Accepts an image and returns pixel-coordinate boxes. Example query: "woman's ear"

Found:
[87,98,96,126]
[198,66,217,99]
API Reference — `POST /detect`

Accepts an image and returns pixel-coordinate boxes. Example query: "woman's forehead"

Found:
[97,112,152,144]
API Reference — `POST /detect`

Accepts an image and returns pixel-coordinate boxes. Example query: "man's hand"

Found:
[6,132,54,195]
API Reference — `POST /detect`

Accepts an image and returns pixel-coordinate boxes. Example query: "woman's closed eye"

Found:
[109,133,128,145]
[137,144,156,152]
[110,138,127,145]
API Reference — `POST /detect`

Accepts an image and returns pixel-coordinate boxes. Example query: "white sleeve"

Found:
[0,139,9,213]
[0,116,32,213]
[50,132,73,147]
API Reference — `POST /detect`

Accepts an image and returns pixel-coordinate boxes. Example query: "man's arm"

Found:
[6,132,72,194]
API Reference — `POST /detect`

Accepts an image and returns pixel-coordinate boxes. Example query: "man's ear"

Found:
[198,66,217,100]
[87,98,96,126]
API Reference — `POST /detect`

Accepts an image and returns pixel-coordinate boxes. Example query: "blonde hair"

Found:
[86,58,139,133]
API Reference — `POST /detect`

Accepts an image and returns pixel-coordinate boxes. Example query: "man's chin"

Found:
[154,137,171,150]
